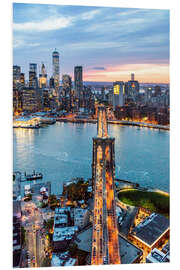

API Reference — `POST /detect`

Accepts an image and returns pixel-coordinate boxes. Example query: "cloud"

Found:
[81,9,101,20]
[13,8,102,34]
[64,41,128,51]
[92,67,106,70]
[13,4,169,83]
[13,16,73,32]
[13,38,40,49]
[84,63,169,83]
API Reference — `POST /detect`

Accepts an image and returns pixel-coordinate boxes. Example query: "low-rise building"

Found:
[146,247,170,263]
[119,235,143,264]
[74,226,142,263]
[128,213,169,255]
[54,214,68,228]
[53,207,79,250]
[162,241,170,254]
[53,226,78,251]
[73,208,90,229]
[51,251,77,267]
[54,207,72,229]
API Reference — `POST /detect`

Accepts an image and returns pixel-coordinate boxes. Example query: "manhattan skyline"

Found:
[13,3,169,83]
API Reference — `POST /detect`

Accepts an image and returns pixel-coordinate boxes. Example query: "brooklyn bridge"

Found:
[91,105,121,265]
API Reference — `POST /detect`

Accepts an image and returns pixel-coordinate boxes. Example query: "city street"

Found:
[118,205,138,238]
[21,197,49,267]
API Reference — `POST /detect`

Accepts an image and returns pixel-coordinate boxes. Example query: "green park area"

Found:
[118,189,169,217]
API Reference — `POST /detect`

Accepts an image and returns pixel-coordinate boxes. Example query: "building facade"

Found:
[52,49,60,94]
[113,81,124,110]
[128,213,170,257]
[39,63,47,88]
[21,87,39,112]
[74,66,83,105]
[29,63,38,89]
[13,65,21,87]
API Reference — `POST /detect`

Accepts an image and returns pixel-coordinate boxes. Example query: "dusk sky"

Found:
[13,3,170,83]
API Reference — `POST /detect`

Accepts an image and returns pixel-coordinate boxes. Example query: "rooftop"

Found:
[131,213,169,246]
[119,235,143,264]
[55,207,71,214]
[54,214,68,227]
[74,226,92,252]
[146,248,170,263]
[74,226,142,263]
[74,207,88,217]
[53,226,78,242]
[64,258,77,266]
[162,241,170,254]
[51,252,76,267]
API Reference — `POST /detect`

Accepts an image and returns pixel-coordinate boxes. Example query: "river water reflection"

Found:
[13,122,169,194]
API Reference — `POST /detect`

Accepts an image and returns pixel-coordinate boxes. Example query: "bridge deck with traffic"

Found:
[91,106,121,265]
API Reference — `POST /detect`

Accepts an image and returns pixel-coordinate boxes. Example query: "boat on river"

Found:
[24,170,43,181]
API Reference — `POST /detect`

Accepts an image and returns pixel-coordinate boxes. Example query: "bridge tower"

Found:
[91,105,121,265]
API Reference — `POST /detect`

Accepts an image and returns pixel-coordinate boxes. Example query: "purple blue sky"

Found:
[13,3,170,83]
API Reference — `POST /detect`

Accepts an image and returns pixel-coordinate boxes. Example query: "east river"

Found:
[13,122,169,194]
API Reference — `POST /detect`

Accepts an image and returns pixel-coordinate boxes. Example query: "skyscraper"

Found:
[29,63,37,73]
[13,65,21,87]
[20,73,25,86]
[74,66,83,102]
[39,63,47,88]
[62,74,72,95]
[113,81,125,110]
[52,49,60,94]
[127,73,139,101]
[62,74,72,110]
[131,73,135,81]
[29,63,38,88]
[49,77,55,89]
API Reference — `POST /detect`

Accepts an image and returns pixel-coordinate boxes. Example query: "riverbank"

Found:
[56,117,169,130]
[117,189,169,218]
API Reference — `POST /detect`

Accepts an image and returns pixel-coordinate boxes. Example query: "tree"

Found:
[44,218,54,231]
[40,257,51,267]
[48,194,59,209]
[21,226,26,246]
[24,194,32,201]
[68,243,78,257]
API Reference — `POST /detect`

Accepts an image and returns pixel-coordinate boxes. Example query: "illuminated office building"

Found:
[29,63,38,88]
[21,87,39,112]
[39,63,47,88]
[113,81,124,110]
[13,65,21,87]
[20,73,25,86]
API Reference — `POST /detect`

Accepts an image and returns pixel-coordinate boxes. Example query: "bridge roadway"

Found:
[91,106,121,265]
[91,148,104,264]
[105,165,121,264]
[97,106,108,138]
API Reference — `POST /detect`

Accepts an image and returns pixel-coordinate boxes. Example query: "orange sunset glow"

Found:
[84,63,169,83]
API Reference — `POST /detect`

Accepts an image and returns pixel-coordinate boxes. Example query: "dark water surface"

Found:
[13,122,169,194]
